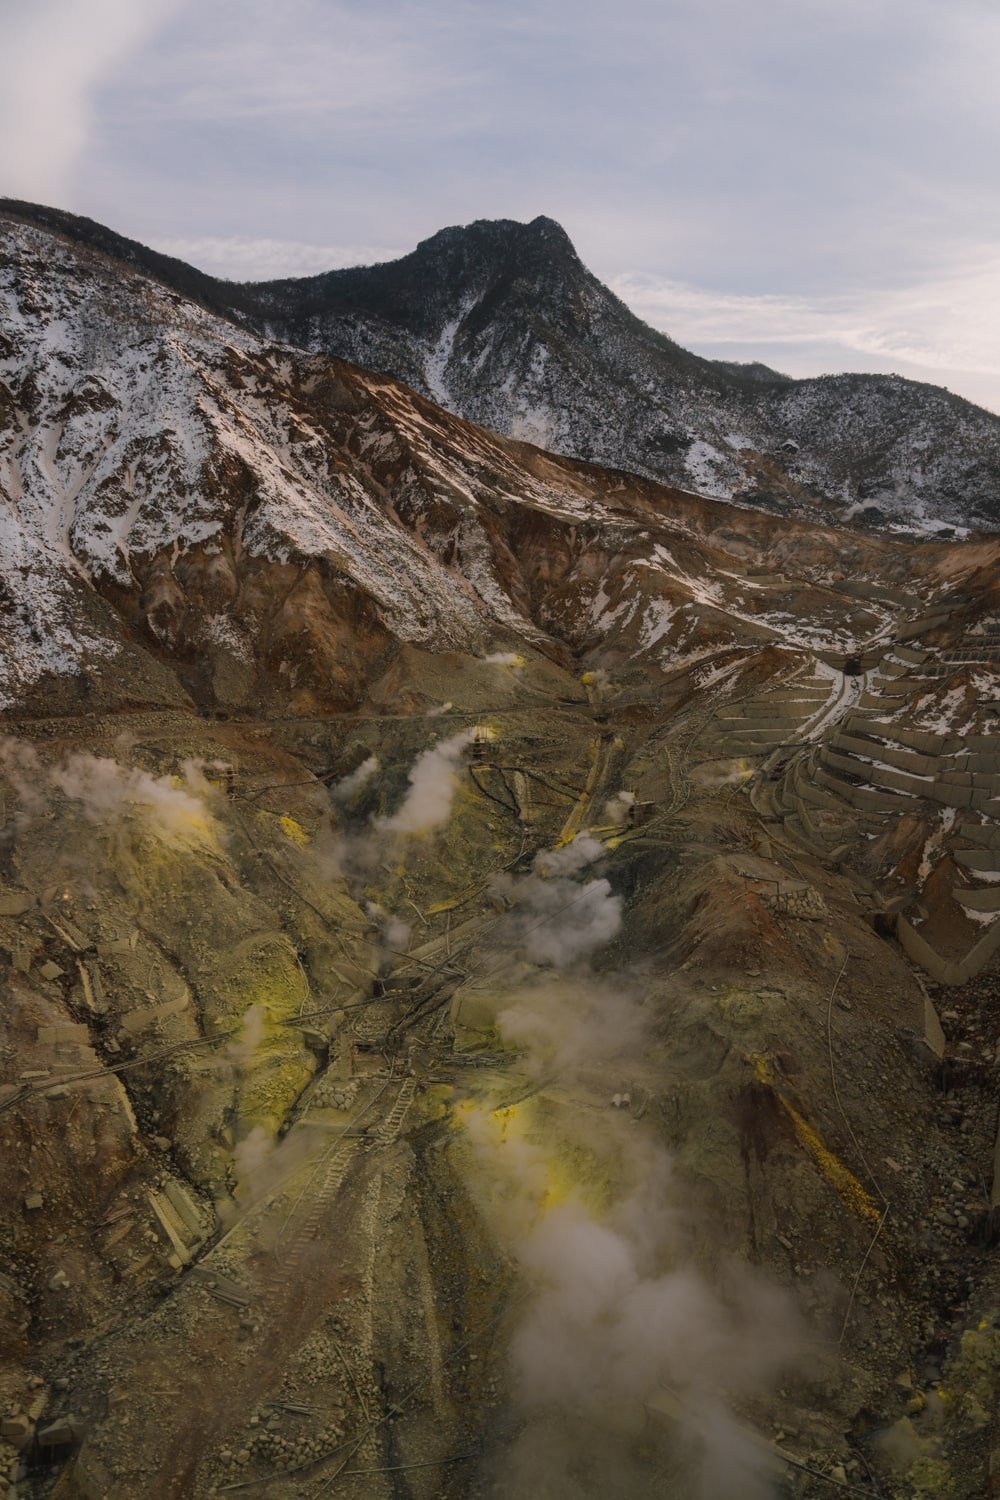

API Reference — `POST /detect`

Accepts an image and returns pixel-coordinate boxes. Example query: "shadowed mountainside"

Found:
[4,198,1000,537]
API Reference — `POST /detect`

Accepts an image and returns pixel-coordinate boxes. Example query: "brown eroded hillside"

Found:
[1,207,1000,1500]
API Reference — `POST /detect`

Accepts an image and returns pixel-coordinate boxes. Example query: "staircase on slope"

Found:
[699,666,841,763]
[767,597,1000,983]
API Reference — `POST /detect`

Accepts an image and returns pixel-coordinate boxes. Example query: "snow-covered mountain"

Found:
[7,206,1000,1500]
[247,217,1000,537]
[252,217,1000,534]
[0,208,963,716]
[4,200,998,538]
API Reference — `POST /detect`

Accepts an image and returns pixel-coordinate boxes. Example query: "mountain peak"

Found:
[404,214,584,294]
[414,213,576,254]
[5,200,1000,533]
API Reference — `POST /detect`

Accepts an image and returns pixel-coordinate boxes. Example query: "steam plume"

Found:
[489,836,622,967]
[458,835,797,1497]
[376,728,473,834]
[51,753,217,843]
[0,739,219,846]
[603,789,636,826]
[331,754,379,803]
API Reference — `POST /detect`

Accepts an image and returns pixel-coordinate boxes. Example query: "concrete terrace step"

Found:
[954,752,1000,774]
[959,822,1000,852]
[833,580,922,609]
[954,885,1000,913]
[722,699,828,720]
[857,690,908,710]
[829,729,940,778]
[775,751,892,833]
[754,689,832,703]
[820,745,996,810]
[879,673,943,690]
[898,910,1000,985]
[877,661,911,680]
[897,611,954,642]
[714,738,792,757]
[921,662,1000,678]
[790,753,850,813]
[784,784,832,842]
[812,761,917,813]
[714,727,793,746]
[955,849,1000,874]
[781,813,833,858]
[819,745,937,800]
[843,716,954,756]
[828,735,1000,794]
[748,777,782,819]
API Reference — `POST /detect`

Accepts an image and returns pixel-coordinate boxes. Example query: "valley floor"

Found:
[2,639,1000,1500]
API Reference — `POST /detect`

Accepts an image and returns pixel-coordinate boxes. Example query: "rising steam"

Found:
[458,831,798,1497]
[482,651,524,666]
[376,728,474,834]
[51,753,217,844]
[0,738,219,847]
[331,754,379,803]
[489,835,623,967]
[603,789,636,826]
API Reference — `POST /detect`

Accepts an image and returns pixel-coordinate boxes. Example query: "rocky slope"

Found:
[0,208,960,720]
[5,199,1000,537]
[249,216,1000,538]
[4,206,1000,1500]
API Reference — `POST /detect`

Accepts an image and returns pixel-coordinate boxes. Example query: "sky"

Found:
[2,0,1000,410]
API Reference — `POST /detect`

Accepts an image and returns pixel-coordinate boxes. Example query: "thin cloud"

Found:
[124,1,483,136]
[0,0,182,202]
[610,253,1000,408]
[3,0,1000,409]
[150,235,404,280]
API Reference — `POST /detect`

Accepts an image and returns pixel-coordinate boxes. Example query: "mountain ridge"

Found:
[3,196,1000,536]
[1,208,971,720]
[5,204,1000,1500]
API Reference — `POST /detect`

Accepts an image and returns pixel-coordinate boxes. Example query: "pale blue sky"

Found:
[3,0,1000,409]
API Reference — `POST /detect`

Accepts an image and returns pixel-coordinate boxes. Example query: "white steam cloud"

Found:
[459,833,797,1498]
[531,833,605,879]
[222,1006,321,1224]
[495,974,644,1080]
[503,1183,792,1498]
[331,754,379,803]
[0,738,49,829]
[0,0,179,201]
[603,789,636,826]
[489,836,622,967]
[51,753,216,842]
[365,901,412,963]
[232,1123,276,1187]
[0,739,219,846]
[376,729,473,835]
[227,1003,267,1068]
[223,1121,323,1228]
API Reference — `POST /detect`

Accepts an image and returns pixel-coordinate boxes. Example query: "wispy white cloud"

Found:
[150,235,404,280]
[0,0,183,202]
[121,1,482,138]
[4,0,1000,410]
[610,252,1000,410]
